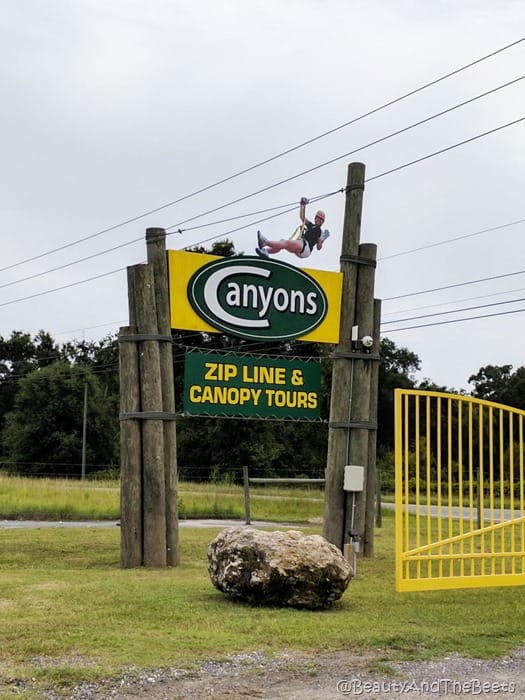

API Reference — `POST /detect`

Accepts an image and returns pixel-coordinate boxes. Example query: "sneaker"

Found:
[255,246,269,258]
[257,230,267,247]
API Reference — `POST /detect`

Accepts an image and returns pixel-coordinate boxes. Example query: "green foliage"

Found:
[377,450,395,493]
[377,337,420,450]
[1,362,117,477]
[469,364,525,410]
[4,274,525,481]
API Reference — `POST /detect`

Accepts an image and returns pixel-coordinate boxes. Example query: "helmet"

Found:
[315,210,326,222]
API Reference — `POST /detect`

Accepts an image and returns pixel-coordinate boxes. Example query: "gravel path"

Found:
[7,647,522,699]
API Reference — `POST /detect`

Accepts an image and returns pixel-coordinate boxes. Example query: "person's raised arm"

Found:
[299,196,308,223]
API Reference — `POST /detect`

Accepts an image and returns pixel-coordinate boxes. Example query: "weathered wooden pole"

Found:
[365,298,382,548]
[119,324,142,567]
[146,228,180,567]
[346,244,377,554]
[323,162,365,550]
[128,264,167,567]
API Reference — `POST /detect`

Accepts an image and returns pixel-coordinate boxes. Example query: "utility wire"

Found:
[384,266,525,301]
[3,78,522,289]
[166,79,525,232]
[182,195,341,249]
[2,38,522,274]
[379,217,525,261]
[0,200,305,291]
[382,285,525,317]
[383,306,525,333]
[3,115,524,308]
[366,116,525,183]
[0,267,128,308]
[382,294,525,325]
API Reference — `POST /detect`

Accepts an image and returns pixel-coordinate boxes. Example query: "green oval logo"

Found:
[188,256,328,340]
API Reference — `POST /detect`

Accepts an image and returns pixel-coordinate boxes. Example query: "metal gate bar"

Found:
[395,389,525,591]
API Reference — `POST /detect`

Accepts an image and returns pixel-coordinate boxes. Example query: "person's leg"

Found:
[264,239,304,255]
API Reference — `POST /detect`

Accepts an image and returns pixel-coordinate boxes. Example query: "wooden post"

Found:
[364,298,381,554]
[119,324,143,567]
[243,466,251,525]
[128,264,167,567]
[346,242,377,551]
[146,228,180,567]
[81,381,88,480]
[323,162,365,550]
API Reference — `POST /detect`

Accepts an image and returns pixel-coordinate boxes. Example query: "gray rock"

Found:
[207,526,353,609]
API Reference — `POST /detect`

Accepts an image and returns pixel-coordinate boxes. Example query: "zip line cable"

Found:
[177,115,525,248]
[1,38,522,275]
[0,200,307,291]
[0,194,335,292]
[6,76,525,289]
[165,78,525,233]
[0,267,128,309]
[384,266,525,301]
[365,116,525,183]
[383,306,525,333]
[3,76,523,290]
[382,285,525,317]
[382,295,525,325]
[2,114,524,307]
[379,217,525,261]
[181,196,342,249]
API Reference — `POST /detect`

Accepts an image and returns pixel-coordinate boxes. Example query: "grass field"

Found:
[0,475,524,696]
[0,473,324,522]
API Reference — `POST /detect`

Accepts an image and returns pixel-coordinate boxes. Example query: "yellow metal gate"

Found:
[395,389,525,591]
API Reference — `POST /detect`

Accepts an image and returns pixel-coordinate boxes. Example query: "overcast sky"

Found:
[1,1,524,391]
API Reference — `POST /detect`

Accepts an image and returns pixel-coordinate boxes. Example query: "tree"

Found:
[1,362,117,476]
[468,364,525,410]
[377,337,421,451]
[60,333,120,398]
[0,330,62,434]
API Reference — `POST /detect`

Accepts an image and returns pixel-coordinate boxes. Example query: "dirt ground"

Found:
[36,647,524,700]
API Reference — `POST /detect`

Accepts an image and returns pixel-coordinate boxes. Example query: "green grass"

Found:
[0,474,121,520]
[0,513,524,696]
[0,473,324,522]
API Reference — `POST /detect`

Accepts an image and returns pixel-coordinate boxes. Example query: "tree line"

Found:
[2,242,524,483]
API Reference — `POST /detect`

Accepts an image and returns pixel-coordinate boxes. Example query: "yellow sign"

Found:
[168,249,342,343]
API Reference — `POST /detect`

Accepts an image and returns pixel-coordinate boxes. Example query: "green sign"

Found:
[183,352,321,420]
[187,256,328,341]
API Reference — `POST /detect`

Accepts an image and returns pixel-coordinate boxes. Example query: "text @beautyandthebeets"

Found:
[336,677,516,695]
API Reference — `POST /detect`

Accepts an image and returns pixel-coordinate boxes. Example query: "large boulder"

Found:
[208,527,353,609]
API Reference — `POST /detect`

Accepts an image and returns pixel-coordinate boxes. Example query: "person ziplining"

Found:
[255,196,330,260]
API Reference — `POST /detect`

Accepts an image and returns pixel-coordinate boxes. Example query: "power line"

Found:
[384,266,525,301]
[0,200,306,291]
[383,306,525,333]
[382,285,525,317]
[379,217,525,261]
[4,77,522,290]
[181,193,341,250]
[365,116,525,183]
[2,37,522,274]
[166,80,525,232]
[0,267,128,308]
[382,294,525,325]
[3,116,524,307]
